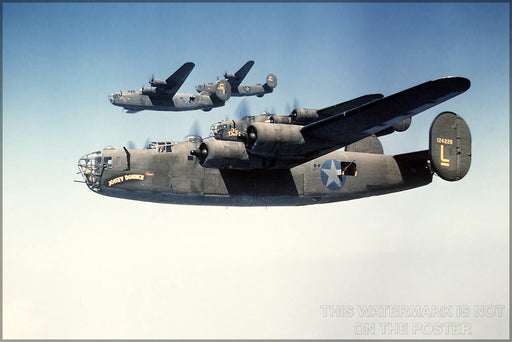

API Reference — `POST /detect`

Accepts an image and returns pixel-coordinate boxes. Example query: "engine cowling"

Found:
[376,118,413,137]
[243,122,305,155]
[392,117,412,132]
[190,140,249,169]
[290,109,319,124]
[268,115,292,124]
[150,79,167,88]
[142,87,158,96]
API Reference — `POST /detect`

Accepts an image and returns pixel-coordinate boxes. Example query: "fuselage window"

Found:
[103,156,113,169]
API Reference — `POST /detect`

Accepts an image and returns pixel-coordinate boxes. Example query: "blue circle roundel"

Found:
[321,159,346,190]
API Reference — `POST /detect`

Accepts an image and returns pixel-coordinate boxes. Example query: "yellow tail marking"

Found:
[440,145,450,167]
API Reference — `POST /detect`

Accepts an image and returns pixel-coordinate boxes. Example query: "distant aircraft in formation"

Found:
[195,60,277,98]
[80,76,472,206]
[109,61,276,113]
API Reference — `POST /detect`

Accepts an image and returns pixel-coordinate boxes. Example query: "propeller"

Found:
[285,102,292,115]
[125,138,152,150]
[127,140,136,149]
[237,126,257,147]
[293,98,300,110]
[233,98,251,119]
[190,144,208,163]
[189,119,201,137]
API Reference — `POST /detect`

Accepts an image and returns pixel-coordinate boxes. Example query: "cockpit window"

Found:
[103,156,113,169]
[210,122,224,138]
[145,141,174,153]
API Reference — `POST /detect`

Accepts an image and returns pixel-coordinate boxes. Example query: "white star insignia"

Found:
[322,160,342,187]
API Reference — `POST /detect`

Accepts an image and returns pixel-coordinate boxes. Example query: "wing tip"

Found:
[436,76,471,93]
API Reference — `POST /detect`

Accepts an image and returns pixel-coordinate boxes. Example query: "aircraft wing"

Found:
[230,61,255,88]
[164,62,195,95]
[316,94,384,118]
[301,77,471,150]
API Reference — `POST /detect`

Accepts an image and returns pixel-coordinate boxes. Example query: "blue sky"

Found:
[3,3,509,339]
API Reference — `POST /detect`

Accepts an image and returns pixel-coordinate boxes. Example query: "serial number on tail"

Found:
[437,137,453,145]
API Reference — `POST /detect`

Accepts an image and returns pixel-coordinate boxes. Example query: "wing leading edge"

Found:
[316,94,384,118]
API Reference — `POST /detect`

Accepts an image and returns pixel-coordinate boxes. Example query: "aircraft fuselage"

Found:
[109,91,222,112]
[78,141,432,206]
[195,83,272,97]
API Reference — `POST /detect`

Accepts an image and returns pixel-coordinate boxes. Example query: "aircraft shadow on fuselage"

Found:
[219,169,299,196]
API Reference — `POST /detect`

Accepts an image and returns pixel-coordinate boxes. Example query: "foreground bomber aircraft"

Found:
[79,77,471,206]
[109,62,231,113]
[195,61,277,98]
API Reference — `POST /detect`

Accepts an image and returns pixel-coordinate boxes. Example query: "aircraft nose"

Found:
[109,93,114,104]
[78,151,103,192]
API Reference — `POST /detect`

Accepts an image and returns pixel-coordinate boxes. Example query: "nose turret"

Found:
[109,91,122,104]
[78,151,104,192]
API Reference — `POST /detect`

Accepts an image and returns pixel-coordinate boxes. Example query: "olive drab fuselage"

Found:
[78,139,433,206]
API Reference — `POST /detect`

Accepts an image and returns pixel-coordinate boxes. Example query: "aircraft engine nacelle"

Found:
[150,79,167,88]
[392,117,412,132]
[224,73,236,79]
[267,115,292,124]
[190,140,249,169]
[376,118,412,137]
[141,87,158,96]
[243,122,305,155]
[290,109,319,124]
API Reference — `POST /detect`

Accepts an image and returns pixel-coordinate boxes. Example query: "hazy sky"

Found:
[3,3,509,339]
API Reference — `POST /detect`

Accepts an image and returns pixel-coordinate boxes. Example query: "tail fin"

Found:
[429,112,471,181]
[210,80,232,103]
[263,74,277,93]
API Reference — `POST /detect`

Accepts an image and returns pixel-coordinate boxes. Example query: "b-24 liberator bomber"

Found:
[109,62,231,113]
[79,77,471,206]
[195,61,277,98]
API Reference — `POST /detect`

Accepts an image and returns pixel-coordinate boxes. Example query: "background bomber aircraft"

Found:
[109,62,231,113]
[195,60,277,98]
[80,77,471,206]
